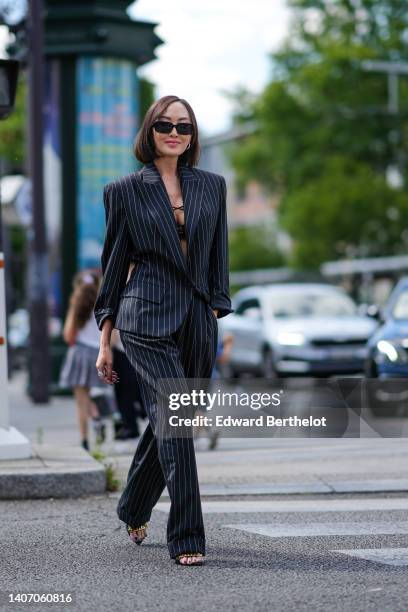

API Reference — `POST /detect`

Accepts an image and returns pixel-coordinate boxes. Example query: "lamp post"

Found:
[361,59,408,189]
[0,58,31,459]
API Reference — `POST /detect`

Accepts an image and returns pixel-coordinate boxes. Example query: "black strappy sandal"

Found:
[175,553,205,566]
[126,523,148,545]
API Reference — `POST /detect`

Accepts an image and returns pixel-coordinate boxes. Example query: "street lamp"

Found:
[361,59,408,189]
[0,57,31,460]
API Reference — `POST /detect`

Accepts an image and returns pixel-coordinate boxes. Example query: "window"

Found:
[235,298,261,316]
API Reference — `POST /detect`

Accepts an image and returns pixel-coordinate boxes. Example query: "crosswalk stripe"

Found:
[154,498,408,514]
[153,498,408,565]
[223,521,408,537]
[332,548,408,566]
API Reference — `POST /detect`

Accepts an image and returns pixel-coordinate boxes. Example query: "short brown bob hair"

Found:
[134,95,200,167]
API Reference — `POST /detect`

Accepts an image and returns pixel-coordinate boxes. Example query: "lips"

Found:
[165,141,180,144]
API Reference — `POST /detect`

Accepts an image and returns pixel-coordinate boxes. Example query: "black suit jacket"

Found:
[94,161,234,336]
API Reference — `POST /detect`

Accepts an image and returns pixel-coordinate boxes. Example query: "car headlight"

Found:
[376,340,408,364]
[276,332,305,346]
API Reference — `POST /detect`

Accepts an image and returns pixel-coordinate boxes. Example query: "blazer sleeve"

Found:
[208,176,234,319]
[94,183,131,331]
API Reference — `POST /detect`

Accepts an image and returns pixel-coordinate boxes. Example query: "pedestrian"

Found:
[111,328,145,440]
[59,270,115,451]
[94,95,233,566]
[193,331,235,450]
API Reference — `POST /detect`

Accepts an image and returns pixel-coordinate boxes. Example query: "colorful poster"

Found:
[76,57,139,269]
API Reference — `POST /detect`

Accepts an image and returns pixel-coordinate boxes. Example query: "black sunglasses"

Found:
[152,121,193,135]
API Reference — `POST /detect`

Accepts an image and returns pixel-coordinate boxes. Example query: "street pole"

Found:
[0,59,31,459]
[361,60,408,114]
[361,59,408,189]
[27,0,50,403]
[0,164,8,430]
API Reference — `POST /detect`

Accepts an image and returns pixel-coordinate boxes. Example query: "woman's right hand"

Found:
[96,344,119,385]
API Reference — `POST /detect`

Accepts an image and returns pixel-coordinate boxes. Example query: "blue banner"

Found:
[76,57,139,268]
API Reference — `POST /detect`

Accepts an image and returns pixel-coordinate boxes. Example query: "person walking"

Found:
[94,95,233,566]
[59,270,113,451]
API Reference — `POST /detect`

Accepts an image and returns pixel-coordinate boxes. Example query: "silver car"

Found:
[219,283,378,378]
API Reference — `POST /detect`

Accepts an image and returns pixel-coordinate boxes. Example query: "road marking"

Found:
[154,498,408,565]
[155,498,408,514]
[332,548,408,566]
[223,521,408,537]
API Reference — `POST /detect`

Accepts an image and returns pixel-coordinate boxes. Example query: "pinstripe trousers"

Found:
[116,292,218,558]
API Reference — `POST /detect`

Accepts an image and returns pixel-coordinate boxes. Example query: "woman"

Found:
[94,95,233,566]
[59,270,114,451]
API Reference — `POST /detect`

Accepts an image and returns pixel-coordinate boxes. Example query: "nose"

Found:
[169,126,178,137]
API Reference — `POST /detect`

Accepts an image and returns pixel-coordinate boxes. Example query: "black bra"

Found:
[176,224,186,239]
[172,203,186,240]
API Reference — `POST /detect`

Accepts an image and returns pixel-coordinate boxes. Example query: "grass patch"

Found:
[91,448,121,492]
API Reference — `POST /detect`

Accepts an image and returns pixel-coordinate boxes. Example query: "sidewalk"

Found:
[3,370,408,499]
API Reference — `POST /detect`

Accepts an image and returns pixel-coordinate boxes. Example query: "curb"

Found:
[108,479,408,501]
[0,444,106,499]
[169,480,408,498]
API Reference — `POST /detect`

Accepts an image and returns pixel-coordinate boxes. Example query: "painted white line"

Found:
[154,498,408,514]
[332,548,408,566]
[223,521,408,537]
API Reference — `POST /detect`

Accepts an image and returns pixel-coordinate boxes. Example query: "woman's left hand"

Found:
[212,309,219,318]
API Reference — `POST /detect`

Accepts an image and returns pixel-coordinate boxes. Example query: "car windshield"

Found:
[392,291,408,319]
[267,290,357,318]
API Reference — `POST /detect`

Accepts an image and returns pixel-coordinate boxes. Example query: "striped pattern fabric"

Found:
[117,293,218,559]
[94,161,234,336]
[93,161,233,558]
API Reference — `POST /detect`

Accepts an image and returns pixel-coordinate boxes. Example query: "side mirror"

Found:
[358,303,381,320]
[366,304,383,322]
[243,307,262,321]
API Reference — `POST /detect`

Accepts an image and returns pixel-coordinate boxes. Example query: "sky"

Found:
[129,0,290,136]
[0,1,291,137]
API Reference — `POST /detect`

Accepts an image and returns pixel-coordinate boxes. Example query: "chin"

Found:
[162,149,181,157]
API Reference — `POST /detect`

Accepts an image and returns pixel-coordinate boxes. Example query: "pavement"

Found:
[3,370,408,500]
[2,492,408,611]
[4,371,408,611]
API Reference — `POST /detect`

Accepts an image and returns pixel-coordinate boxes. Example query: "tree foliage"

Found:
[139,77,155,120]
[0,72,26,169]
[228,0,408,268]
[229,223,285,271]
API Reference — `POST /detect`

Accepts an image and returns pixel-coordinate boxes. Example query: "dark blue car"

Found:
[365,277,408,415]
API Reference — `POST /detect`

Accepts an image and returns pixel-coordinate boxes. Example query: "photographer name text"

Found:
[168,415,327,428]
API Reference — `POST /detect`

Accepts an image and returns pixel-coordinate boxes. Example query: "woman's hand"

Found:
[95,344,119,385]
[212,309,219,318]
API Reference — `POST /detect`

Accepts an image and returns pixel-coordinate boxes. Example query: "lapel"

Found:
[136,160,204,276]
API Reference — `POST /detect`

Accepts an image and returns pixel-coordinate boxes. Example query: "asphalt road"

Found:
[2,493,408,612]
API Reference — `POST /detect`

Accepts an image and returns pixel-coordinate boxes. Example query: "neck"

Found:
[153,156,179,179]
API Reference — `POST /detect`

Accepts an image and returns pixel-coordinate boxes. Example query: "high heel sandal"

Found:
[175,552,204,566]
[126,523,148,545]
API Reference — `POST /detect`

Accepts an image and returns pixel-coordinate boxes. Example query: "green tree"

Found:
[229,223,285,272]
[139,77,155,119]
[0,73,26,169]
[228,0,408,268]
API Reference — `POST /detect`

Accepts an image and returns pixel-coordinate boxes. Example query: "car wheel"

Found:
[262,347,277,381]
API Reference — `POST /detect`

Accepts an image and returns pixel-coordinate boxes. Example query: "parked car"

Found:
[219,283,378,379]
[365,277,408,416]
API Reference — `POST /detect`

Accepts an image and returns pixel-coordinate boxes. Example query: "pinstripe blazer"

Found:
[93,161,234,337]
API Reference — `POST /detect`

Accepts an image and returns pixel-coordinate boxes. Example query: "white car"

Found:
[219,283,378,378]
